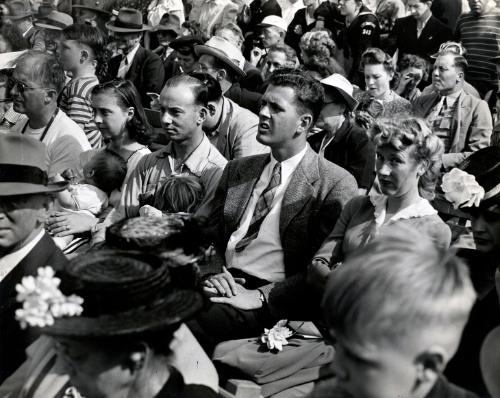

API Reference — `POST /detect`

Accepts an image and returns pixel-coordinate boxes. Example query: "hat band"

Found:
[0,164,48,186]
[114,18,143,30]
[44,18,69,29]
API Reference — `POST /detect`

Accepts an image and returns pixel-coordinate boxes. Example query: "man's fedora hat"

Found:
[72,0,112,15]
[0,134,67,196]
[35,10,74,30]
[169,34,203,51]
[5,0,32,20]
[34,2,54,21]
[195,36,246,77]
[106,7,151,33]
[39,250,203,337]
[154,13,181,36]
[321,73,358,111]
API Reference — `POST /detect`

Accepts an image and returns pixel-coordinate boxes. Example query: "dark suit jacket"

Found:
[225,83,262,115]
[246,0,282,33]
[388,15,453,61]
[308,119,376,190]
[412,91,492,168]
[0,232,68,383]
[107,46,166,108]
[208,146,357,318]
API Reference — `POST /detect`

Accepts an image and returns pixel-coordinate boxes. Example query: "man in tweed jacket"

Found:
[189,69,357,351]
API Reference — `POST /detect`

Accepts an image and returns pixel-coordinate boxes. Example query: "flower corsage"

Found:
[261,320,293,352]
[441,168,485,209]
[15,266,84,329]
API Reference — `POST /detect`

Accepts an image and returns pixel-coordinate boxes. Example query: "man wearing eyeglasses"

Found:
[9,51,91,177]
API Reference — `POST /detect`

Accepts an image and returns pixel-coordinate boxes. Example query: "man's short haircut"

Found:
[266,68,325,123]
[62,23,108,79]
[165,74,210,107]
[268,43,298,67]
[189,72,223,102]
[153,174,203,213]
[323,225,476,348]
[15,50,66,94]
[439,51,468,74]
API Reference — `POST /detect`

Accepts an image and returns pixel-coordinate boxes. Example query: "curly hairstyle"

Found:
[0,23,28,51]
[91,79,153,145]
[62,23,110,81]
[397,53,429,82]
[361,47,397,87]
[370,117,444,200]
[299,30,336,62]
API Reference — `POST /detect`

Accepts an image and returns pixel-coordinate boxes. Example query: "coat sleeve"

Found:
[142,53,166,95]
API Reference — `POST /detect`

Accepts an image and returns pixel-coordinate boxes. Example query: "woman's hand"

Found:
[307,259,331,292]
[47,211,98,237]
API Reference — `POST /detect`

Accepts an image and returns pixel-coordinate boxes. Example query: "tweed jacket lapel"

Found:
[449,91,471,152]
[279,146,319,237]
[225,154,269,233]
[416,92,440,118]
[126,46,145,82]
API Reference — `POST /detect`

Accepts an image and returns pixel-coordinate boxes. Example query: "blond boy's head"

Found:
[322,226,476,398]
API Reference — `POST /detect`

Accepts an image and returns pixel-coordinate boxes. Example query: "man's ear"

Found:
[216,69,227,82]
[297,113,313,135]
[207,103,217,116]
[198,106,208,125]
[45,89,59,104]
[80,49,89,64]
[414,347,447,387]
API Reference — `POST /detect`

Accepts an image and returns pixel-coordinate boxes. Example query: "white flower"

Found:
[261,320,293,352]
[441,168,485,209]
[15,266,84,329]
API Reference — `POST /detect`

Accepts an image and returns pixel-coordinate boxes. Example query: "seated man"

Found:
[121,74,227,219]
[10,50,91,176]
[0,134,68,383]
[251,16,288,68]
[312,225,479,398]
[194,36,262,114]
[105,8,165,107]
[261,43,298,82]
[190,72,268,159]
[412,51,492,169]
[189,69,357,352]
[5,0,45,51]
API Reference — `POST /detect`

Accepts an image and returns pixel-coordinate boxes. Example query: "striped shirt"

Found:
[455,8,500,85]
[59,76,102,148]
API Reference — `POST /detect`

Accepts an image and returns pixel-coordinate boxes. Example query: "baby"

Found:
[52,150,127,249]
[312,225,478,398]
[139,174,203,217]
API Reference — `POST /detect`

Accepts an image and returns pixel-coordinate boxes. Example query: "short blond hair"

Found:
[323,225,476,348]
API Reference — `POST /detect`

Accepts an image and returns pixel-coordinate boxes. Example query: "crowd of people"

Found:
[0,0,499,396]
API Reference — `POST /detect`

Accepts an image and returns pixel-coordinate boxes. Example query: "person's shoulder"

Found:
[427,376,480,398]
[206,144,229,168]
[227,98,259,121]
[317,152,357,183]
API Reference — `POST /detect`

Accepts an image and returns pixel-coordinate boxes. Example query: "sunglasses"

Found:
[7,77,53,95]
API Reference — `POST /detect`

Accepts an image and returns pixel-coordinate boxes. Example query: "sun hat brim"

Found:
[0,181,68,196]
[194,45,246,78]
[41,288,203,337]
[323,85,358,111]
[105,20,151,32]
[34,22,66,30]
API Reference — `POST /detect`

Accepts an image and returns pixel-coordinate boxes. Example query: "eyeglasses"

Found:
[7,77,53,95]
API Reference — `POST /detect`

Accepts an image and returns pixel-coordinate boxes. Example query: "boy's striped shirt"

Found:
[59,76,102,149]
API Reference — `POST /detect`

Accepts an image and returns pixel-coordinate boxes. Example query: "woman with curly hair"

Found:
[308,117,451,288]
[59,23,110,148]
[299,30,346,76]
[355,47,411,126]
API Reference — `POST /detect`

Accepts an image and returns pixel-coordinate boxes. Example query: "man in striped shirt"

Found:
[58,24,104,148]
[455,0,500,108]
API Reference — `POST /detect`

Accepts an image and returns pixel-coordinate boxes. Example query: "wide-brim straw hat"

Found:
[195,36,246,78]
[105,7,151,33]
[321,73,358,111]
[0,134,67,196]
[34,10,73,30]
[40,250,204,337]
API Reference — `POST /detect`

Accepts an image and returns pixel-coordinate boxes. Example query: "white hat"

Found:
[195,36,246,77]
[0,50,27,70]
[320,73,358,111]
[258,15,288,32]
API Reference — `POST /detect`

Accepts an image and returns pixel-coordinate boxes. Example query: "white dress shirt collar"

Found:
[269,144,308,180]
